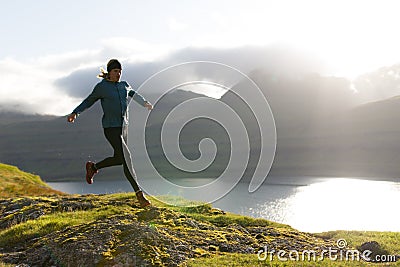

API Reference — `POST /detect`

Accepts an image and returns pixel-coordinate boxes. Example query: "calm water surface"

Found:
[48,177,400,233]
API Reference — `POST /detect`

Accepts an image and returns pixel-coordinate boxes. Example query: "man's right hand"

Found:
[67,113,77,123]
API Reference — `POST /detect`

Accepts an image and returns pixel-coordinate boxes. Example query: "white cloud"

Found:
[100,37,172,63]
[0,38,173,116]
[35,49,104,73]
[2,25,399,117]
[0,57,79,115]
[183,0,400,77]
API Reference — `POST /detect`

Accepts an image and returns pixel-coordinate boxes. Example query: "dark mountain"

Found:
[299,96,400,178]
[0,112,56,126]
[0,104,106,180]
[0,90,213,181]
[218,71,400,179]
[2,72,400,182]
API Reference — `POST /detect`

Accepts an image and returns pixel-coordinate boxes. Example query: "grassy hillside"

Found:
[0,163,64,197]
[0,163,398,266]
[0,193,398,266]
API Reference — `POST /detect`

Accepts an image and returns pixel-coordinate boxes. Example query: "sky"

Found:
[1,0,400,115]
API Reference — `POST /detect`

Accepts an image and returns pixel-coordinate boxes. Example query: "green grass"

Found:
[1,194,399,266]
[189,212,287,228]
[186,229,400,266]
[187,253,400,266]
[153,195,290,229]
[0,203,133,248]
[316,230,400,255]
[0,164,399,266]
[0,163,64,197]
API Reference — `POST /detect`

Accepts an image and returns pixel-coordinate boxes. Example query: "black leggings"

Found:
[95,127,140,192]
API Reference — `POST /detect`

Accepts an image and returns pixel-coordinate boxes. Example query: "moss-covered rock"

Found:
[2,164,396,266]
[0,195,338,266]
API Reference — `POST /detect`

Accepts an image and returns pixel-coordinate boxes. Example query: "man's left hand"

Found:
[144,102,153,110]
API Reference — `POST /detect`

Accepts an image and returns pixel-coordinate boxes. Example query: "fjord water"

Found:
[48,176,400,233]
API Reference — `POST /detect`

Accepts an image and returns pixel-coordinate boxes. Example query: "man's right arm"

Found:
[67,84,101,123]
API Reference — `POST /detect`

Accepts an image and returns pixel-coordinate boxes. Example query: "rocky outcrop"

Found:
[0,195,338,266]
[358,241,400,263]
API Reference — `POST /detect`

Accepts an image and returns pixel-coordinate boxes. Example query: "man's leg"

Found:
[95,128,124,169]
[85,128,123,184]
[120,126,140,192]
[121,126,150,207]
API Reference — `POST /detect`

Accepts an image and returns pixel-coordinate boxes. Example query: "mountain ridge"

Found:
[2,77,400,181]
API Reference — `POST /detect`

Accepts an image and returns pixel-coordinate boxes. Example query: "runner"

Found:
[67,59,152,207]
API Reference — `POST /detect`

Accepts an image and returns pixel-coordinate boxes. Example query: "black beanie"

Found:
[107,59,122,72]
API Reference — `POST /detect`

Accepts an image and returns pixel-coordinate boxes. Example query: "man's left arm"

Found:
[128,88,153,110]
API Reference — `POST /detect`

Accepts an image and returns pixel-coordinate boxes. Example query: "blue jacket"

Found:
[72,79,147,128]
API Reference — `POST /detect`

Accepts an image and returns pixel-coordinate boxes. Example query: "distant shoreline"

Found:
[44,175,400,185]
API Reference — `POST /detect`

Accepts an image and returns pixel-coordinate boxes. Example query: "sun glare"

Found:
[241,0,400,78]
[179,83,228,99]
[285,178,400,232]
